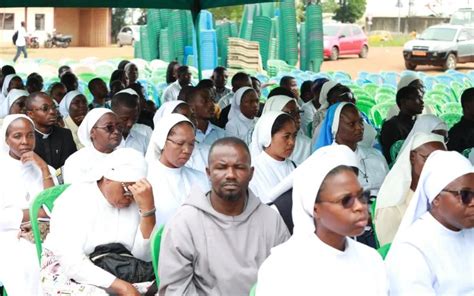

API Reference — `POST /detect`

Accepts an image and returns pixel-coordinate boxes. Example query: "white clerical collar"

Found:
[35,128,51,139]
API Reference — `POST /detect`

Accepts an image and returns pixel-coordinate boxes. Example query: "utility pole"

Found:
[396,0,402,33]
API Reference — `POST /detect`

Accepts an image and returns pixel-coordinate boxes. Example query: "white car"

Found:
[117,25,141,47]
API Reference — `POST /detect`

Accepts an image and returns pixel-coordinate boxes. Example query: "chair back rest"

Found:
[151,224,166,285]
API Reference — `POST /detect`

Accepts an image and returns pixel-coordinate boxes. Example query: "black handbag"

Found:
[89,243,155,283]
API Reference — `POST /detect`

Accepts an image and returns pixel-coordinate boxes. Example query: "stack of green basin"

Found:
[278,0,298,66]
[305,4,324,72]
[217,22,232,67]
[300,21,307,70]
[250,16,273,69]
[159,28,173,62]
[146,9,161,60]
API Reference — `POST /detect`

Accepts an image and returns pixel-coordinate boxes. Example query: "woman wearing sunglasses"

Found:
[146,113,209,226]
[386,150,474,295]
[256,145,388,295]
[63,108,122,184]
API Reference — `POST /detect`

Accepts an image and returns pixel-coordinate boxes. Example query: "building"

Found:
[0,7,112,47]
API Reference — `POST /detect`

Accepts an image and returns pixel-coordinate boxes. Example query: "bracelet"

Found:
[139,207,156,217]
[43,174,53,181]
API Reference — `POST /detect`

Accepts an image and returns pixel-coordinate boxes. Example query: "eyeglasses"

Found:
[31,104,57,113]
[286,109,304,118]
[121,183,134,199]
[93,124,124,134]
[440,189,474,205]
[317,190,370,209]
[166,138,195,150]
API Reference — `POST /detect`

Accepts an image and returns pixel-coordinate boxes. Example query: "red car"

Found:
[323,23,369,60]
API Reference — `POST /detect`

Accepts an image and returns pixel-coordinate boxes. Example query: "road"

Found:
[1,45,473,79]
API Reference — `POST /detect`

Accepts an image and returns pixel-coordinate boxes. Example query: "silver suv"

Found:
[403,24,474,70]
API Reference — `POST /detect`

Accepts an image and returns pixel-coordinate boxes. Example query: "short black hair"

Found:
[58,65,71,78]
[88,77,105,90]
[213,66,227,75]
[271,113,295,137]
[177,65,189,76]
[110,70,126,87]
[301,80,313,95]
[2,65,16,76]
[327,84,352,103]
[60,72,78,91]
[280,76,295,87]
[231,72,250,88]
[166,61,180,84]
[185,86,210,105]
[128,82,145,101]
[25,91,50,111]
[396,86,419,108]
[267,87,295,99]
[196,79,214,89]
[176,85,194,101]
[208,137,251,165]
[109,80,125,97]
[117,60,130,70]
[251,76,261,85]
[48,82,66,95]
[111,92,139,109]
[460,87,474,109]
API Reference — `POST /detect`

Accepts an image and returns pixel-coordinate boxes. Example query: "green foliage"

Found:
[322,0,338,13]
[209,5,244,22]
[333,0,366,23]
[112,8,128,42]
[296,0,305,23]
[137,9,146,25]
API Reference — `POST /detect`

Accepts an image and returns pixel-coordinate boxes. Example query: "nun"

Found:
[374,132,446,245]
[249,111,297,204]
[225,86,259,143]
[386,150,473,295]
[0,74,24,105]
[146,113,209,226]
[0,89,29,117]
[314,102,389,195]
[62,108,122,184]
[261,95,311,165]
[0,114,57,296]
[256,145,388,295]
[59,90,88,149]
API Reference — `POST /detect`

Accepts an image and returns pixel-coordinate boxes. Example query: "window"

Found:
[35,14,45,31]
[352,26,363,36]
[0,13,14,30]
[341,26,351,38]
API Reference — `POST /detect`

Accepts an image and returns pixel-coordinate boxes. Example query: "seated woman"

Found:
[59,90,89,149]
[262,94,311,165]
[386,150,473,295]
[314,102,389,195]
[225,86,259,143]
[0,89,29,117]
[0,74,24,104]
[41,148,156,295]
[249,111,297,203]
[147,113,209,226]
[256,145,388,295]
[62,108,122,184]
[0,114,56,295]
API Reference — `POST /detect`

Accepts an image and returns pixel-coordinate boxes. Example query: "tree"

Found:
[321,0,338,13]
[333,0,366,23]
[112,8,128,43]
[209,5,244,22]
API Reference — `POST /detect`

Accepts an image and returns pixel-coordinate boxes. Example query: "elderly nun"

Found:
[59,90,88,149]
[249,111,297,203]
[256,145,388,295]
[62,108,122,184]
[386,150,473,295]
[146,113,209,226]
[42,148,156,295]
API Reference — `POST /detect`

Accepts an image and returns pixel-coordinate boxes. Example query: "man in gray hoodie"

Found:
[158,137,290,295]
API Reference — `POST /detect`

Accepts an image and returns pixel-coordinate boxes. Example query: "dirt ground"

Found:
[1,45,473,79]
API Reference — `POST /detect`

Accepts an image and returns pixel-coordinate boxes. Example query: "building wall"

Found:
[78,8,111,47]
[370,16,450,33]
[54,8,80,46]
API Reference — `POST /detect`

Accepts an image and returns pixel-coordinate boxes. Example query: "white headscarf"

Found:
[152,100,187,128]
[397,73,420,91]
[228,86,254,120]
[397,114,448,159]
[395,150,473,241]
[0,89,29,118]
[59,90,82,118]
[98,148,147,182]
[262,95,295,114]
[1,114,35,154]
[292,144,358,235]
[376,132,445,209]
[116,88,139,96]
[249,111,285,158]
[318,80,339,110]
[77,108,115,147]
[1,74,19,97]
[145,113,193,163]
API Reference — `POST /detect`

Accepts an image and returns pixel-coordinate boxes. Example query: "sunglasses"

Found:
[121,183,134,199]
[441,189,474,205]
[93,124,124,134]
[31,104,57,113]
[317,190,370,209]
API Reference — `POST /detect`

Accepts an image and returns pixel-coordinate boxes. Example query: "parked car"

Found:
[403,24,474,70]
[323,23,369,60]
[117,25,141,47]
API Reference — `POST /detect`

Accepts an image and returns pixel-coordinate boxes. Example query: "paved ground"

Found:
[1,45,473,79]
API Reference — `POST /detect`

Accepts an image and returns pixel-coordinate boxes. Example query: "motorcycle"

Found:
[27,36,40,49]
[44,31,72,48]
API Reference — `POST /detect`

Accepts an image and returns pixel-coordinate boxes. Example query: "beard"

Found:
[215,183,242,202]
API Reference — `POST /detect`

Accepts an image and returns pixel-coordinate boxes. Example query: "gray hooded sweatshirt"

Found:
[158,188,290,296]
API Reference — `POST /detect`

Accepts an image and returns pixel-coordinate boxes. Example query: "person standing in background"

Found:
[13,22,28,63]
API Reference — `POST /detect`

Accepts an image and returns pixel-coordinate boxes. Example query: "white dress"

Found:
[290,131,311,165]
[355,145,389,195]
[225,113,256,144]
[147,159,209,226]
[62,146,108,184]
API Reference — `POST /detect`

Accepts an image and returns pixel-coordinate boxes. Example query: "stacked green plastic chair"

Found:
[363,83,379,98]
[140,25,153,61]
[304,4,324,72]
[371,102,395,128]
[423,99,443,116]
[376,86,396,97]
[151,225,165,286]
[377,243,392,260]
[442,102,462,114]
[356,99,375,120]
[375,93,395,104]
[450,80,465,100]
[440,113,461,129]
[260,2,275,17]
[159,28,172,62]
[251,16,273,69]
[299,21,307,70]
[278,0,298,66]
[216,22,232,67]
[146,9,162,61]
[168,10,186,62]
[425,90,454,104]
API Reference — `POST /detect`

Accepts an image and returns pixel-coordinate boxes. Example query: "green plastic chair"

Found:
[462,148,472,159]
[377,243,392,260]
[450,81,465,100]
[390,140,405,166]
[370,102,395,128]
[374,92,395,104]
[440,113,462,129]
[376,86,396,97]
[151,224,166,286]
[30,184,70,263]
[77,73,97,84]
[425,90,454,104]
[356,99,375,120]
[362,83,379,97]
[249,283,257,296]
[442,102,462,115]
